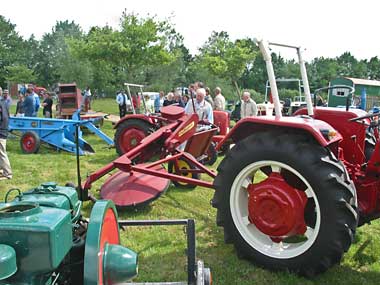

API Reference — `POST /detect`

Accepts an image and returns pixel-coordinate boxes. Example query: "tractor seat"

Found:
[160,105,185,121]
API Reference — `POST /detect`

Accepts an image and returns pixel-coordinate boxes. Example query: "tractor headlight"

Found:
[320,129,337,141]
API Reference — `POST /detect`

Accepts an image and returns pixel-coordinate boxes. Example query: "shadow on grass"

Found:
[129,246,380,285]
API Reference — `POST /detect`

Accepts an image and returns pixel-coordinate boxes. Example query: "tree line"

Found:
[1,11,380,102]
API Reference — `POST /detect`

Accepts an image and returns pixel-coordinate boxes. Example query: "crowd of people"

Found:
[0,84,54,181]
[116,82,236,122]
[11,84,53,118]
[115,81,260,121]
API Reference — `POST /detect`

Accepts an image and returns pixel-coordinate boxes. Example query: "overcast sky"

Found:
[2,0,379,61]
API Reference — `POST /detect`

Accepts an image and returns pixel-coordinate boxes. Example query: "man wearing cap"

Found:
[184,88,214,123]
[0,98,12,180]
[1,89,12,110]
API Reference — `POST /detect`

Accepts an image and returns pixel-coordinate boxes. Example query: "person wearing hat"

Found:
[1,89,12,110]
[0,98,12,180]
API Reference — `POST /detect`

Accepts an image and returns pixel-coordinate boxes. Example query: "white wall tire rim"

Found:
[230,160,321,259]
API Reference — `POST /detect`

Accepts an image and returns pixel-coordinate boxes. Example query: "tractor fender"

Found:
[218,116,342,148]
[114,114,155,129]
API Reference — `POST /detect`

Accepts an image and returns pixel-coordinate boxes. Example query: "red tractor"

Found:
[211,40,362,276]
[114,84,230,164]
[79,39,380,277]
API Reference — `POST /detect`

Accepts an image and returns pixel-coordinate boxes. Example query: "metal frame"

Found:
[255,39,313,117]
[264,78,303,101]
[124,83,148,115]
[118,219,197,285]
[82,109,218,194]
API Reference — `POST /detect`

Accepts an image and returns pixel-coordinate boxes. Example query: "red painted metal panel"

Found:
[213,111,229,135]
[219,114,340,148]
[295,107,368,164]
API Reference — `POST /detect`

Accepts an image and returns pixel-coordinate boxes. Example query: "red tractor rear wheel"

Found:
[212,131,357,276]
[114,119,154,156]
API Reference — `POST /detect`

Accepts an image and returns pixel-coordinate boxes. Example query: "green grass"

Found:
[1,98,380,284]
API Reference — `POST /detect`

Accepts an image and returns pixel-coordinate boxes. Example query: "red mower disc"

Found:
[100,165,170,208]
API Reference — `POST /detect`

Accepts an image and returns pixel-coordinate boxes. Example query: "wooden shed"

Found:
[328,77,380,110]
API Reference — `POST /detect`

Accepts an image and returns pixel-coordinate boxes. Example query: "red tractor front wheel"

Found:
[212,131,357,276]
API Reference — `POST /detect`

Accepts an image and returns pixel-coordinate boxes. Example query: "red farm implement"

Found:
[113,84,231,165]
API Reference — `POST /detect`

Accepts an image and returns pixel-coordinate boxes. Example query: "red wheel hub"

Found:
[247,173,307,238]
[120,128,146,153]
[22,135,36,151]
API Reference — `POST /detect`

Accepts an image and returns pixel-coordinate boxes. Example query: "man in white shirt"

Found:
[214,87,226,111]
[83,86,92,111]
[184,88,214,123]
[240,91,258,118]
[116,90,129,117]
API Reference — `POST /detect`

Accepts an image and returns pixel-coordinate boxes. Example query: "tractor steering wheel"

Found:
[349,112,380,127]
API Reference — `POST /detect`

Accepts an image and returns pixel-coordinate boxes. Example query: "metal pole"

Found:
[256,39,282,118]
[75,124,84,201]
[297,48,314,116]
[125,84,136,114]
[140,86,148,114]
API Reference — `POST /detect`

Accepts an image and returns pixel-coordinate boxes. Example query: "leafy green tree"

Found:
[308,57,339,90]
[5,65,36,83]
[69,12,177,92]
[196,32,257,95]
[0,16,27,86]
[35,20,84,87]
[368,57,380,80]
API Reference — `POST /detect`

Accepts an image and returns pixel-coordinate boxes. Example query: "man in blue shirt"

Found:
[22,89,36,117]
[27,84,39,116]
[184,88,214,123]
[154,91,164,113]
[116,90,130,117]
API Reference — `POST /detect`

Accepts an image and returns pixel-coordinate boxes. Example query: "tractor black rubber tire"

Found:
[218,143,230,156]
[114,119,154,156]
[20,131,41,154]
[212,131,358,276]
[168,157,200,189]
[203,142,218,166]
[364,132,376,162]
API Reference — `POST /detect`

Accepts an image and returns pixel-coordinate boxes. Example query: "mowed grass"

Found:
[1,98,380,284]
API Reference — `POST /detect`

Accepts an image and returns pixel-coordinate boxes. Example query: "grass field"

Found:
[1,98,380,285]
